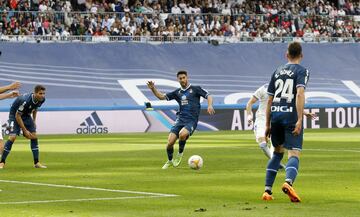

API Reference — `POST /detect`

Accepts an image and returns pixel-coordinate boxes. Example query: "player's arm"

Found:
[265,95,273,141]
[206,95,215,115]
[197,86,214,115]
[293,87,305,136]
[0,81,21,94]
[265,74,276,140]
[32,109,37,126]
[15,111,34,139]
[246,96,258,126]
[32,110,37,121]
[0,90,20,99]
[146,81,166,100]
[304,110,317,119]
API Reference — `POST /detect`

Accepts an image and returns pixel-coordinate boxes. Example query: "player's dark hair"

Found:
[177,70,187,77]
[288,42,302,59]
[34,85,46,93]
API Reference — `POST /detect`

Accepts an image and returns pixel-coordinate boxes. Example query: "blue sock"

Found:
[31,139,39,164]
[179,140,186,154]
[285,156,299,185]
[166,146,174,161]
[265,152,284,191]
[1,140,14,163]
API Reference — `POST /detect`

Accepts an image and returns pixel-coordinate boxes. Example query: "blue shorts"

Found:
[8,115,36,136]
[170,120,198,138]
[270,121,303,151]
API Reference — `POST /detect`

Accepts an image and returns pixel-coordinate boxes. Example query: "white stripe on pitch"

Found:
[0,195,167,205]
[0,179,178,197]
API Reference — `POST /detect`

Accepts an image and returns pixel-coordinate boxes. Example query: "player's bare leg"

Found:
[282,150,301,202]
[173,128,190,167]
[162,133,177,169]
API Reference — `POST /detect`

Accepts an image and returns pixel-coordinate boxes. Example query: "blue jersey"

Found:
[165,85,209,122]
[267,63,309,124]
[9,93,45,118]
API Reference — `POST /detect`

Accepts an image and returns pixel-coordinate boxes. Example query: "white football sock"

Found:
[259,142,273,159]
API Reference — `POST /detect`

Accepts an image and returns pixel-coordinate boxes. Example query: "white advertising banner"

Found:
[0,111,149,135]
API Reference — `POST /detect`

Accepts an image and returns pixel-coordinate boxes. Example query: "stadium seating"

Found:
[0,0,359,42]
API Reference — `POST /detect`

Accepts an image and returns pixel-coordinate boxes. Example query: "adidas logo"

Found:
[76,112,108,134]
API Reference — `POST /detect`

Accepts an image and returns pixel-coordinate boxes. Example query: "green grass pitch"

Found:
[0,128,359,217]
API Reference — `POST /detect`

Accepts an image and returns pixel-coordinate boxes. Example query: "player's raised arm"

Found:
[0,90,20,100]
[246,96,258,126]
[0,81,21,94]
[147,81,166,100]
[293,87,305,136]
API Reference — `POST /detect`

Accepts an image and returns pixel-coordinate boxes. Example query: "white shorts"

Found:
[254,116,266,143]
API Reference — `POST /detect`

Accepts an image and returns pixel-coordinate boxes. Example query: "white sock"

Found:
[265,186,272,192]
[259,142,272,159]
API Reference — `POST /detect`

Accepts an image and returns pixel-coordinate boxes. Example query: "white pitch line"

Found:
[0,195,169,205]
[0,180,178,197]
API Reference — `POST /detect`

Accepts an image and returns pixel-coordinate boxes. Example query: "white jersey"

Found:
[253,84,268,119]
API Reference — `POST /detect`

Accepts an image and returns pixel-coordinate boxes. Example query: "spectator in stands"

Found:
[0,0,359,43]
[171,2,182,14]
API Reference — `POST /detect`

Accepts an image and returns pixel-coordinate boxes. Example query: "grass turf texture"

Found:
[0,128,359,217]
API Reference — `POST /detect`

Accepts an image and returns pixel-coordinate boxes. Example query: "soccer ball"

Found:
[188,155,203,170]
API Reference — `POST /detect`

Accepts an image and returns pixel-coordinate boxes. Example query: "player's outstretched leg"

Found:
[0,136,16,169]
[262,146,284,201]
[162,133,177,169]
[173,128,189,167]
[31,138,47,169]
[282,150,301,202]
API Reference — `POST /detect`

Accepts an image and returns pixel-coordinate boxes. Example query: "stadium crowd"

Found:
[0,0,359,42]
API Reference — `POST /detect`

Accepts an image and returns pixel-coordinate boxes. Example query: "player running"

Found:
[262,42,309,202]
[147,71,215,169]
[0,85,47,169]
[246,84,316,169]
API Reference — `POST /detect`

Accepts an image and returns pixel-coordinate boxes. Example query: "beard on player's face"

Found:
[179,80,188,88]
[178,76,188,88]
[34,91,45,101]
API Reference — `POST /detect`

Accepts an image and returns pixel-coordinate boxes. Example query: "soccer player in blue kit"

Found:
[147,71,215,169]
[262,42,309,202]
[0,85,47,169]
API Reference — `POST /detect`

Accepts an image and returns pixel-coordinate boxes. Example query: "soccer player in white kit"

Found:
[246,84,315,167]
[0,82,21,157]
